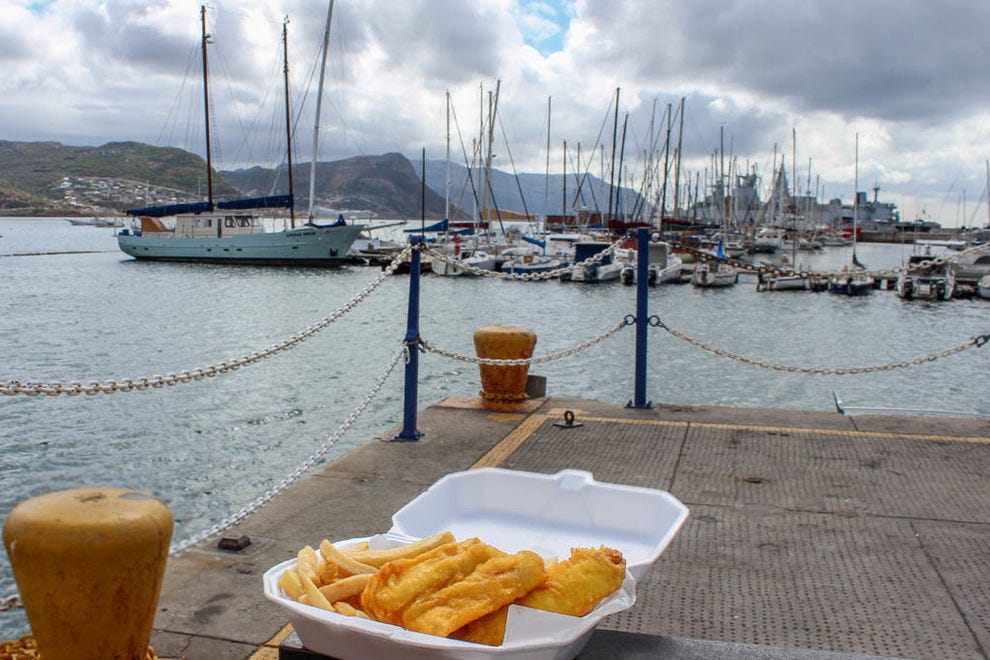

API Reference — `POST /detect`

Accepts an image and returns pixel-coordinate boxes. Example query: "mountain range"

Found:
[0,140,643,220]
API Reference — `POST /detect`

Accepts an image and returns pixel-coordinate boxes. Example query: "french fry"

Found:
[320,539,376,576]
[302,574,334,611]
[341,541,370,554]
[345,531,456,568]
[297,545,321,585]
[317,556,339,585]
[277,568,305,600]
[333,601,370,618]
[317,573,372,603]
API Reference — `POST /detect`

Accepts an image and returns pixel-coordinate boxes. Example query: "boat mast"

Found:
[200,6,215,220]
[852,132,859,262]
[483,80,500,230]
[445,90,451,222]
[281,16,296,228]
[308,0,335,221]
[543,96,551,226]
[607,87,619,222]
[660,103,672,225]
[986,159,989,228]
[562,140,567,218]
[672,97,685,225]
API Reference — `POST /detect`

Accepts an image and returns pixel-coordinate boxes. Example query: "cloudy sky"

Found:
[3,0,989,226]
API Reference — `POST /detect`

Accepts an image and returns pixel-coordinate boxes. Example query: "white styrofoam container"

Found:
[262,468,689,659]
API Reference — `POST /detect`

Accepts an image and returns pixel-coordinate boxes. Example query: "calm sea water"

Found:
[1,217,987,638]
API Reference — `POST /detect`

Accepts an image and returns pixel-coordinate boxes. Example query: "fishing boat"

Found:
[118,6,363,266]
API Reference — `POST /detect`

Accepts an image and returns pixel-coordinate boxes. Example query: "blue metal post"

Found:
[628,227,652,408]
[394,241,424,440]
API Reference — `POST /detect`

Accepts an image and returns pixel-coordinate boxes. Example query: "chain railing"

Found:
[0,347,407,612]
[423,231,629,282]
[652,316,989,375]
[168,345,406,557]
[0,246,412,397]
[419,318,631,366]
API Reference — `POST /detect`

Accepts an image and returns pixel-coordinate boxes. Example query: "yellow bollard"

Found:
[2,487,173,660]
[473,325,537,404]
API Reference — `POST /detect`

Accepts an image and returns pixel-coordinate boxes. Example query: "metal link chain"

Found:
[0,246,412,397]
[654,318,989,375]
[419,319,630,365]
[423,232,629,282]
[168,346,406,557]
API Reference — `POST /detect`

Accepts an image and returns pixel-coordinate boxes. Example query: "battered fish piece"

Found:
[517,546,625,617]
[452,546,626,645]
[402,550,546,637]
[450,606,509,646]
[360,538,501,625]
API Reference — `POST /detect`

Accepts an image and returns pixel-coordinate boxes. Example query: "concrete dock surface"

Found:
[149,396,990,659]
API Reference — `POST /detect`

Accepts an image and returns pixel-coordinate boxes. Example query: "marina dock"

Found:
[149,396,990,660]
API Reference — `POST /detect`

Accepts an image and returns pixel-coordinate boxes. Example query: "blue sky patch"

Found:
[517,0,574,55]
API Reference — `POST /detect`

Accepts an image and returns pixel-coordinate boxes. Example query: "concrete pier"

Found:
[148,397,990,659]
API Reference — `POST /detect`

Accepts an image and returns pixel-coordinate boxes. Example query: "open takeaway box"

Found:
[263,468,688,659]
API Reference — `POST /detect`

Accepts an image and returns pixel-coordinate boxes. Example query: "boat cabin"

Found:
[172,213,267,238]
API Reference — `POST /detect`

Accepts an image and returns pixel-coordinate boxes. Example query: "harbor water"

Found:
[1,217,987,640]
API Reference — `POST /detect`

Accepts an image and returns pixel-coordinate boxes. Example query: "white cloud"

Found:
[1,0,988,225]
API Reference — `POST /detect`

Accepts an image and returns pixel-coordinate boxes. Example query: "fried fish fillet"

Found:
[452,546,626,645]
[360,538,502,625]
[450,605,509,646]
[402,550,546,637]
[516,545,625,617]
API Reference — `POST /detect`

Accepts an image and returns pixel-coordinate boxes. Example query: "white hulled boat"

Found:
[691,260,738,287]
[118,6,363,266]
[896,244,956,301]
[978,273,990,299]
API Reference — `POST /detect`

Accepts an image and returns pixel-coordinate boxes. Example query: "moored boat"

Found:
[563,242,624,283]
[620,241,683,286]
[828,266,874,295]
[895,244,956,301]
[977,273,990,300]
[691,260,738,287]
[118,202,364,266]
[118,7,363,267]
[69,217,125,228]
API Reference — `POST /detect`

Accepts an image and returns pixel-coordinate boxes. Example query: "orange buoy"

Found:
[3,487,173,660]
[473,325,537,403]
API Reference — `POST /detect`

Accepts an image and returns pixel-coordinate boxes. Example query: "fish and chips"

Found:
[276,532,627,647]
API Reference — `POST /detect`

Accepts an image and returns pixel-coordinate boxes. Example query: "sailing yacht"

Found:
[118,6,363,266]
[829,134,874,295]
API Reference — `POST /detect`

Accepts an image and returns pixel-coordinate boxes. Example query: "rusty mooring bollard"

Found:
[473,325,537,404]
[3,487,173,660]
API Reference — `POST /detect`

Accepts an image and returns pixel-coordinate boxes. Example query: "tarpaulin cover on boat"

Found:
[216,194,294,211]
[126,201,213,217]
